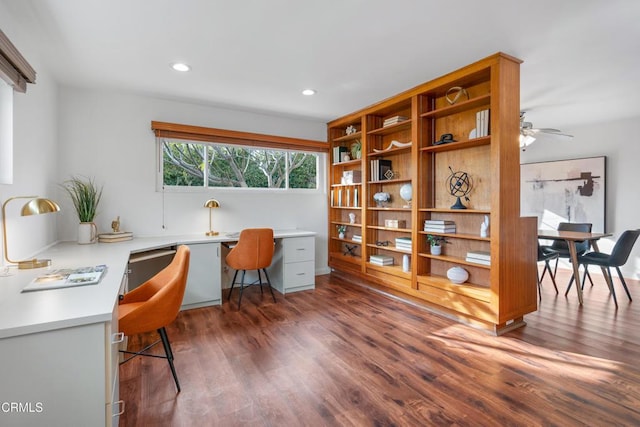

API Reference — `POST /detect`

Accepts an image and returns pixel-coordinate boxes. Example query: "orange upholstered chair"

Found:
[226,228,276,309]
[119,245,190,392]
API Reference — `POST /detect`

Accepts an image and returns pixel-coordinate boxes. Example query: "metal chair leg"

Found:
[616,266,633,301]
[606,266,619,308]
[536,270,542,300]
[228,270,238,301]
[158,327,181,393]
[262,268,277,303]
[544,260,559,293]
[257,269,264,295]
[237,270,246,309]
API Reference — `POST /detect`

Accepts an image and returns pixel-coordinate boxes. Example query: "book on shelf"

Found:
[475,109,490,137]
[383,116,409,127]
[424,220,455,225]
[378,159,392,181]
[370,255,394,265]
[22,265,108,292]
[424,227,456,233]
[395,237,412,251]
[352,235,362,242]
[465,257,491,266]
[395,245,412,252]
[466,250,491,261]
[333,146,348,163]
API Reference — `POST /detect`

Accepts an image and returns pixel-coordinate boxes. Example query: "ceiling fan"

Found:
[519,112,573,150]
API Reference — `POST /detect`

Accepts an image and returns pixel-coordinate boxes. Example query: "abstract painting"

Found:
[521,156,606,232]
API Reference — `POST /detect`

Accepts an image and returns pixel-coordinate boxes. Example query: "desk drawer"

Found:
[284,260,315,288]
[284,237,315,263]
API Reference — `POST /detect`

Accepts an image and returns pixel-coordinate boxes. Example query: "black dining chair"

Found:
[541,222,594,287]
[537,244,559,299]
[570,229,640,308]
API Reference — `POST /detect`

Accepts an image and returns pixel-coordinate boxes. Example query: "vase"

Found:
[447,266,469,284]
[339,232,345,239]
[78,222,98,244]
[431,245,441,255]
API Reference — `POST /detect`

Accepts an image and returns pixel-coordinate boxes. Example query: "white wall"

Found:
[0,4,59,266]
[56,87,330,274]
[521,115,640,279]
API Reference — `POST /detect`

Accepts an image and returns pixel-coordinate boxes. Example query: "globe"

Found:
[399,183,412,208]
[447,168,472,209]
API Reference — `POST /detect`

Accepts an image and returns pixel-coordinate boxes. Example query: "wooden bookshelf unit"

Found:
[327,52,537,334]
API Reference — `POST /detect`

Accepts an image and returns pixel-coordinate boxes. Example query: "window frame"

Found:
[152,121,328,194]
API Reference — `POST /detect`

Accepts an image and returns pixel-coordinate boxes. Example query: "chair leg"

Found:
[262,268,277,303]
[565,274,575,296]
[544,260,559,294]
[237,270,246,309]
[585,268,594,287]
[228,270,238,301]
[607,267,619,308]
[536,270,542,301]
[257,269,264,295]
[616,266,633,301]
[158,327,181,393]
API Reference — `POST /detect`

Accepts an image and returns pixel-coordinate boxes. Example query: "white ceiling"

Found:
[4,0,640,132]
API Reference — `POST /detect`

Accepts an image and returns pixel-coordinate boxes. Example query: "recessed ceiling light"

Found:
[302,89,316,96]
[171,63,191,72]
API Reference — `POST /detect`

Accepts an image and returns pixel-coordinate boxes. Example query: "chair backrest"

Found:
[609,229,640,267]
[226,228,274,270]
[551,222,592,254]
[119,245,191,336]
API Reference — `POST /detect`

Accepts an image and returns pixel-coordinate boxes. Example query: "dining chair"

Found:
[118,245,190,392]
[571,229,640,308]
[537,244,559,299]
[541,222,594,286]
[226,228,276,309]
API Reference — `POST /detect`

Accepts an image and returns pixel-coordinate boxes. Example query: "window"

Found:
[160,139,318,189]
[151,121,328,192]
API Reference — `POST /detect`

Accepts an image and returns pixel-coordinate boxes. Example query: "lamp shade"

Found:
[203,199,220,209]
[21,198,60,216]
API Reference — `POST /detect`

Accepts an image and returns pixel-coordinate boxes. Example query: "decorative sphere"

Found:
[447,266,469,284]
[399,183,412,202]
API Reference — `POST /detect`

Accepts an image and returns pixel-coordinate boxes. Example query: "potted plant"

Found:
[350,139,362,160]
[61,176,103,244]
[337,224,347,239]
[427,234,449,255]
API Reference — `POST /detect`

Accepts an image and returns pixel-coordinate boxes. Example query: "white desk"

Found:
[0,229,315,427]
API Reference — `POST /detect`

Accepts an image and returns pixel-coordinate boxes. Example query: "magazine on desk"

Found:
[22,265,108,292]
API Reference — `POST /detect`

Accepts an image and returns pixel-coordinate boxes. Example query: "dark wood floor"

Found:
[119,269,640,426]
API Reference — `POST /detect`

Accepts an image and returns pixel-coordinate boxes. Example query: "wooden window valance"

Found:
[151,121,328,153]
[0,29,36,93]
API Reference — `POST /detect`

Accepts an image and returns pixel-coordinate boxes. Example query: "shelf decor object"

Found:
[447,167,472,209]
[203,199,220,236]
[327,52,537,334]
[2,196,60,269]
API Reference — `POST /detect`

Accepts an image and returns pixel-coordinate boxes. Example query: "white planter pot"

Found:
[431,245,442,255]
[78,222,98,244]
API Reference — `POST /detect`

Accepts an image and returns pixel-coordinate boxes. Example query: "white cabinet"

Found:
[270,236,315,294]
[181,242,221,309]
[0,275,126,427]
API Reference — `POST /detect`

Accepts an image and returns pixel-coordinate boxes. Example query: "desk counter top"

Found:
[0,230,315,339]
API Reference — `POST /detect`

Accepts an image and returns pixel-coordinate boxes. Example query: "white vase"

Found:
[339,232,345,239]
[78,222,98,244]
[447,266,469,284]
[431,245,441,255]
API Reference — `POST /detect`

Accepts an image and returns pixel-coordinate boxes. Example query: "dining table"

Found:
[537,229,612,304]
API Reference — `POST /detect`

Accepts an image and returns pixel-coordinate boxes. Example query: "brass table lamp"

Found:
[203,199,220,236]
[2,196,60,269]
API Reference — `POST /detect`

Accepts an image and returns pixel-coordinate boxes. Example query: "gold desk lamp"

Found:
[2,196,60,269]
[203,199,220,236]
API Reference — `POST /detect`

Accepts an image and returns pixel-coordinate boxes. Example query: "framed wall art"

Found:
[521,156,606,232]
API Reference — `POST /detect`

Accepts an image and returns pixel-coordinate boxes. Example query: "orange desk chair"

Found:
[118,245,190,392]
[226,228,276,309]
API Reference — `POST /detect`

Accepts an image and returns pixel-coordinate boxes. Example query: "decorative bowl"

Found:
[447,266,469,284]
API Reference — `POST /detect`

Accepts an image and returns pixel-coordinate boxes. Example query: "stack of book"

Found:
[370,159,392,181]
[424,220,456,233]
[370,254,394,266]
[395,237,412,252]
[383,115,409,127]
[475,109,490,137]
[465,250,491,266]
[352,234,362,243]
[332,146,348,163]
[98,231,133,243]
